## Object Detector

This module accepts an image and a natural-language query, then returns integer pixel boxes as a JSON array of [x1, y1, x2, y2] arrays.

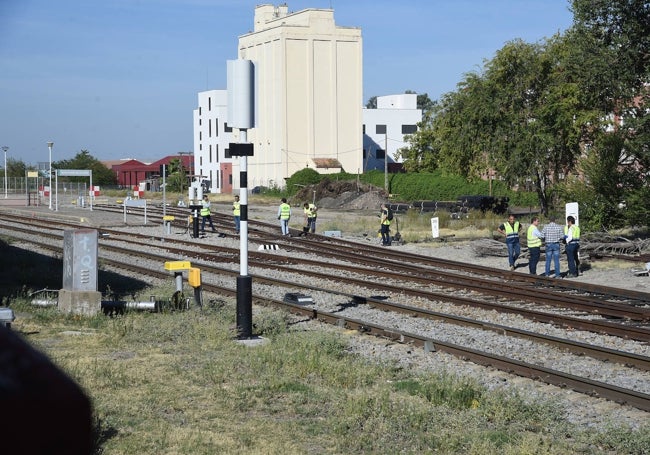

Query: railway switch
[[163, 261, 202, 309]]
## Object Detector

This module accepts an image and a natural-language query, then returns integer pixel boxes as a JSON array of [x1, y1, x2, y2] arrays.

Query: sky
[[0, 0, 574, 166]]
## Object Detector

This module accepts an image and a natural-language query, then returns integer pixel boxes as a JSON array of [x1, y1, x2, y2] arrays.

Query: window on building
[[215, 119, 219, 136], [208, 97, 212, 111], [199, 119, 202, 126], [200, 156, 203, 166], [363, 148, 367, 159], [402, 124, 417, 134], [376, 124, 386, 134], [376, 149, 386, 159], [228, 172, 232, 185], [209, 145, 212, 163], [209, 119, 212, 137], [362, 124, 366, 134], [199, 132, 202, 141], [225, 148, 231, 159], [224, 123, 232, 133], [199, 107, 202, 115], [215, 144, 219, 162]]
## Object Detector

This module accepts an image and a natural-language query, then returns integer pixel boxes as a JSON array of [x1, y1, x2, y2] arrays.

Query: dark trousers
[[528, 247, 540, 275], [306, 217, 316, 233], [201, 215, 215, 232], [380, 224, 391, 245], [566, 242, 580, 276]]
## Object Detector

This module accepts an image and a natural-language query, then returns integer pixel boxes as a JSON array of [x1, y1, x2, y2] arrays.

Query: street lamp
[[2, 146, 8, 199], [47, 141, 54, 209]]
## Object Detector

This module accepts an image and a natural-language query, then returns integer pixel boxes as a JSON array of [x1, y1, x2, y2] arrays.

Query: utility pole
[[384, 133, 388, 194]]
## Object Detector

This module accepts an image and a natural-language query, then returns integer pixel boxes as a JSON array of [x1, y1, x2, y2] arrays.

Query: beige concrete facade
[[234, 4, 363, 189]]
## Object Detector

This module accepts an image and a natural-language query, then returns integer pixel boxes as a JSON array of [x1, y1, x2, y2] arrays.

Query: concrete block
[[58, 289, 102, 316]]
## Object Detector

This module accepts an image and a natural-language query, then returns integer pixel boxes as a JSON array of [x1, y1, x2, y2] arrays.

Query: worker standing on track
[[498, 214, 522, 270], [278, 198, 291, 236], [303, 202, 318, 234], [526, 216, 544, 275], [233, 195, 241, 234], [379, 203, 391, 246], [564, 216, 581, 277], [200, 194, 217, 233], [541, 216, 564, 278]]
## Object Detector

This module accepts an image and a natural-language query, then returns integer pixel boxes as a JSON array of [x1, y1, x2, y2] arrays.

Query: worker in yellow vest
[[233, 195, 241, 234], [526, 216, 544, 275], [303, 202, 318, 234], [564, 216, 581, 277], [498, 214, 522, 270], [200, 194, 217, 233], [277, 198, 291, 235]]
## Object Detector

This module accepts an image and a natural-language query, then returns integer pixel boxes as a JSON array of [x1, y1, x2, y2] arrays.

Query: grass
[[6, 294, 650, 454], [318, 209, 502, 243]]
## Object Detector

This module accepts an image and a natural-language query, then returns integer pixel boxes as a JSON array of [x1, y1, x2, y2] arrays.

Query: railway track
[[1, 209, 649, 412]]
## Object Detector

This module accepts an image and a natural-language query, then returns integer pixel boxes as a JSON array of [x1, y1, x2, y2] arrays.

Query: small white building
[[362, 94, 422, 171], [193, 90, 234, 193]]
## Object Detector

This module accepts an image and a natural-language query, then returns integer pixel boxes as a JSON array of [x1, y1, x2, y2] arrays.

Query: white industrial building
[[362, 94, 422, 172], [192, 4, 421, 192], [192, 90, 234, 193]]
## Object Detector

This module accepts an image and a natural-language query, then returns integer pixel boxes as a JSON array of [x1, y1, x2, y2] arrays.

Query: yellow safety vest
[[279, 203, 291, 220], [200, 201, 210, 216], [527, 225, 542, 248], [233, 201, 240, 216], [504, 221, 520, 241], [564, 225, 580, 241]]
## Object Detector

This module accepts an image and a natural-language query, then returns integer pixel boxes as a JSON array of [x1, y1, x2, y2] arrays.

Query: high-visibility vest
[[381, 209, 391, 225], [279, 203, 291, 220], [504, 221, 520, 241], [304, 204, 317, 218], [233, 201, 241, 216], [564, 225, 580, 241], [200, 201, 210, 216], [527, 225, 542, 248]]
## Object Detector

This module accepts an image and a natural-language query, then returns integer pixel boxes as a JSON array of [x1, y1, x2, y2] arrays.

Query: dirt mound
[[291, 178, 388, 210]]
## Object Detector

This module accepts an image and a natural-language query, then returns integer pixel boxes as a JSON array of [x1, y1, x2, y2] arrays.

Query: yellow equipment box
[[188, 267, 201, 287], [164, 261, 191, 271], [163, 215, 175, 221]]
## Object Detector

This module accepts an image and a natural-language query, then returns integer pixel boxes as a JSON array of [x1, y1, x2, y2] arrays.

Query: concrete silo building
[[233, 4, 363, 189]]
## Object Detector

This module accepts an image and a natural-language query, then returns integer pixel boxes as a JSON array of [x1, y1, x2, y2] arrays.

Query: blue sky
[[0, 0, 574, 166]]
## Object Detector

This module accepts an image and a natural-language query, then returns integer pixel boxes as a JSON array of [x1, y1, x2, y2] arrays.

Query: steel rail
[[8, 227, 650, 412]]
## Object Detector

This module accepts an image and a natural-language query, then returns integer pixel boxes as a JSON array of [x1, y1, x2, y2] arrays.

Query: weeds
[[6, 292, 650, 454]]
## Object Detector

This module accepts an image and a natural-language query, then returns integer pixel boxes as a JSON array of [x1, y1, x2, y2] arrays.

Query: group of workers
[[198, 194, 240, 235], [498, 214, 581, 277], [277, 198, 318, 236]]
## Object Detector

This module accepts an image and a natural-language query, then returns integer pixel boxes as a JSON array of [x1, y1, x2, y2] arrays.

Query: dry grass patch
[[6, 297, 650, 454]]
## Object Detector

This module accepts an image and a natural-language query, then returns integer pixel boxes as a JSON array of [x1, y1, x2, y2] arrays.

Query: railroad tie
[[258, 244, 280, 251]]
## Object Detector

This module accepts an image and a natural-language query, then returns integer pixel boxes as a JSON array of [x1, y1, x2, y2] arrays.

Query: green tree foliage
[[402, 40, 576, 215], [164, 158, 187, 193], [54, 150, 117, 186], [284, 168, 321, 196], [566, 0, 650, 228], [6, 158, 28, 177]]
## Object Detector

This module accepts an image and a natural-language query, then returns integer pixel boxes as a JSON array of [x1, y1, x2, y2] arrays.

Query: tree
[[365, 96, 377, 109], [54, 150, 117, 186], [564, 0, 650, 227], [164, 158, 187, 193], [7, 158, 28, 178]]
